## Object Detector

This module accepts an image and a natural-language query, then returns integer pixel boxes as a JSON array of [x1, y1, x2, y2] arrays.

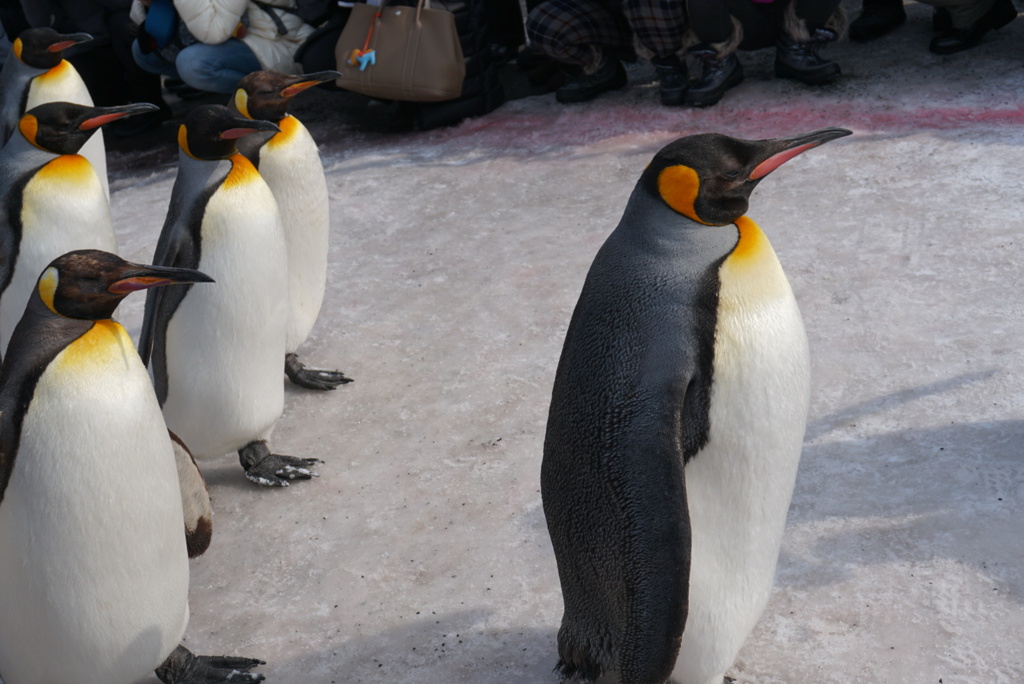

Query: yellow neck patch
[[657, 165, 709, 225], [12, 37, 22, 60], [38, 266, 59, 314], [55, 319, 131, 372], [727, 215, 769, 264], [224, 153, 260, 188], [38, 154, 94, 182], [37, 59, 70, 84], [177, 124, 194, 159], [265, 115, 296, 149], [234, 89, 251, 119], [18, 114, 39, 148]]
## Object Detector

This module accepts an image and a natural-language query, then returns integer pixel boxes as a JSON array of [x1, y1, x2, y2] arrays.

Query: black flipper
[[140, 156, 228, 405], [545, 376, 693, 684]]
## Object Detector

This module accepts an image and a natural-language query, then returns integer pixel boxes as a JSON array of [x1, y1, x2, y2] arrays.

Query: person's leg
[[109, 9, 170, 108], [623, 0, 689, 105], [174, 39, 262, 95], [775, 0, 843, 85], [132, 38, 181, 79], [926, 0, 1016, 53], [526, 0, 631, 103], [849, 0, 906, 41]]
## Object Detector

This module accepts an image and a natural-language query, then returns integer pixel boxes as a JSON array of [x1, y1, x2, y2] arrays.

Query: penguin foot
[[285, 353, 353, 391], [239, 440, 323, 487], [156, 645, 265, 683]]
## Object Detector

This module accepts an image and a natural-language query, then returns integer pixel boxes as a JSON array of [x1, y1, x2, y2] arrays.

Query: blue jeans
[[132, 38, 262, 94]]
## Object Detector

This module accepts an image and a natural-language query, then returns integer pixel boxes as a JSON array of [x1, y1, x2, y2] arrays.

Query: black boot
[[684, 49, 744, 107], [775, 28, 841, 86], [929, 0, 1017, 54], [556, 54, 628, 104], [849, 0, 907, 41], [650, 55, 688, 106]]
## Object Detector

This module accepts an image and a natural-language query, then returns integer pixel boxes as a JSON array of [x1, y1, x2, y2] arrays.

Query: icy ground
[[83, 3, 1024, 682]]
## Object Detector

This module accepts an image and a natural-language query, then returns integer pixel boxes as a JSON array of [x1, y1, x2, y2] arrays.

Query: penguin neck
[[233, 131, 273, 168], [618, 184, 740, 259], [176, 149, 233, 189], [2, 54, 47, 85], [0, 126, 59, 166]]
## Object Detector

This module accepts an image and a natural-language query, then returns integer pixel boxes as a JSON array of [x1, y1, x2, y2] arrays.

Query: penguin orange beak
[[280, 71, 341, 98], [109, 264, 214, 294], [79, 103, 160, 131], [48, 32, 93, 53], [219, 118, 280, 140], [749, 127, 852, 180]]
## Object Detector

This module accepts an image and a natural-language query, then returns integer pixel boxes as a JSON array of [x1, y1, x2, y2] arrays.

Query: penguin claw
[[285, 353, 353, 391]]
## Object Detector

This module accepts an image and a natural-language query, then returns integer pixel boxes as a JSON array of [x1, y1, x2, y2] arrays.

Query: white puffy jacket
[[131, 0, 314, 75]]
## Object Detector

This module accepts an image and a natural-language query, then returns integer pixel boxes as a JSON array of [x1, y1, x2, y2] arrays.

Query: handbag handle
[[414, 0, 430, 27], [376, 0, 431, 26]]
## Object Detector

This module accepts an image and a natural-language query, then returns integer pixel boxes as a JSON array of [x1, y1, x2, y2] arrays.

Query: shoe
[[650, 55, 688, 106], [684, 52, 743, 107], [775, 29, 841, 86], [555, 55, 627, 104], [929, 0, 1017, 54], [849, 0, 907, 41]]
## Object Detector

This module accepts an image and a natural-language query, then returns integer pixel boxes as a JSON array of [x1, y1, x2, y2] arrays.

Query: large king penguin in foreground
[[228, 69, 351, 391], [543, 128, 851, 684], [139, 105, 322, 487], [0, 250, 265, 684], [0, 101, 157, 354], [0, 28, 109, 197]]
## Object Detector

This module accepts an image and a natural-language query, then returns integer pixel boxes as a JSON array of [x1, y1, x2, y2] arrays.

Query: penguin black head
[[35, 250, 214, 321], [644, 128, 852, 226], [13, 28, 93, 70], [18, 102, 160, 154], [178, 104, 281, 160], [231, 70, 341, 122]]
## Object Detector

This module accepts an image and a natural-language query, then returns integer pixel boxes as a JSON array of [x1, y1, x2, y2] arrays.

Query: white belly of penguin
[[259, 117, 329, 353], [0, 161, 117, 352], [0, 324, 189, 684], [672, 225, 810, 684], [160, 181, 288, 459]]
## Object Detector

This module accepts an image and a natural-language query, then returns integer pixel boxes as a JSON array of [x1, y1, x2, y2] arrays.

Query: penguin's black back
[[542, 184, 739, 683]]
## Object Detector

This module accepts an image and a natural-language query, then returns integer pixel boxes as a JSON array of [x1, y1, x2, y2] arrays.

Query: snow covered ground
[[96, 4, 1024, 682]]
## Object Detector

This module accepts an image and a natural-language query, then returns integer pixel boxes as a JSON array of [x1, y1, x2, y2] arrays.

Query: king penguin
[[138, 104, 323, 487], [0, 249, 266, 684], [542, 128, 851, 684], [0, 28, 109, 198], [0, 100, 157, 356], [228, 69, 352, 391]]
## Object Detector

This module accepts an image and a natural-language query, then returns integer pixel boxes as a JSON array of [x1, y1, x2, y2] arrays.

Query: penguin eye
[[721, 169, 742, 182]]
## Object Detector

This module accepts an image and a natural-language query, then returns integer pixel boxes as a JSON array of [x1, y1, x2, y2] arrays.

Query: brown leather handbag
[[334, 0, 465, 102]]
